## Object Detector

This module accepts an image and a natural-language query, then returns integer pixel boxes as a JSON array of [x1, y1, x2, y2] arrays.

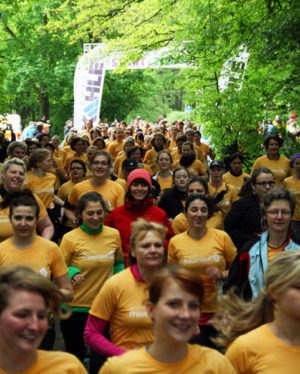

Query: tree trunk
[[39, 90, 49, 120]]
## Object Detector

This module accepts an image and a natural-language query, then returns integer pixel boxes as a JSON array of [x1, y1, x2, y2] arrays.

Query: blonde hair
[[214, 250, 300, 348], [129, 218, 167, 265], [0, 158, 26, 185]]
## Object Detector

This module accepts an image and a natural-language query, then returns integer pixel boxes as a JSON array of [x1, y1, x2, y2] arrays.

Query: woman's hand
[[205, 266, 226, 281], [72, 273, 85, 285]]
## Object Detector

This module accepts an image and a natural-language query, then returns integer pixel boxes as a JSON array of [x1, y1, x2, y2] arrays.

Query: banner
[[218, 46, 249, 93], [74, 44, 191, 129]]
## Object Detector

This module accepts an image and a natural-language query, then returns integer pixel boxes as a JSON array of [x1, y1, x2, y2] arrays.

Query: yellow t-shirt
[[223, 171, 250, 194], [0, 350, 87, 374], [168, 229, 237, 313], [107, 141, 125, 159], [172, 211, 224, 235], [144, 148, 159, 174], [115, 178, 127, 193], [99, 344, 236, 374], [68, 179, 124, 210], [64, 153, 87, 172], [60, 226, 123, 308], [57, 180, 76, 228], [0, 235, 68, 280], [226, 324, 300, 374], [208, 182, 238, 216], [113, 153, 126, 176], [283, 176, 300, 221], [26, 172, 56, 209], [53, 148, 66, 162], [156, 174, 173, 191], [0, 194, 47, 242], [174, 159, 206, 177], [170, 148, 181, 164], [89, 268, 153, 350], [251, 155, 291, 186]]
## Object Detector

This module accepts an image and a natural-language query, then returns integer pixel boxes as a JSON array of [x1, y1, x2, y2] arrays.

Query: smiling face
[[2, 164, 25, 192], [0, 290, 48, 359], [10, 205, 37, 239], [12, 147, 26, 160], [80, 201, 105, 230], [91, 155, 110, 179], [252, 172, 275, 200], [130, 230, 164, 268], [265, 199, 292, 234], [147, 279, 200, 346], [186, 198, 208, 230], [130, 180, 150, 201]]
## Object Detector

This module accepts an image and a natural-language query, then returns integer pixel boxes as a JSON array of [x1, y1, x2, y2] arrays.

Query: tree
[[0, 0, 81, 134], [50, 0, 300, 159]]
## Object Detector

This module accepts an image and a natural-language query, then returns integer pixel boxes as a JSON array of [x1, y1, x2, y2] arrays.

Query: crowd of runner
[[0, 114, 299, 373]]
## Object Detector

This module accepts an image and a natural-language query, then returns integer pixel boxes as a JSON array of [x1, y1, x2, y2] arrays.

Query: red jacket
[[105, 197, 174, 266]]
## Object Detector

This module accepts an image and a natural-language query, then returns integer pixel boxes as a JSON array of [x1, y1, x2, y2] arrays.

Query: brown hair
[[0, 265, 70, 318], [149, 266, 204, 305], [28, 149, 50, 170]]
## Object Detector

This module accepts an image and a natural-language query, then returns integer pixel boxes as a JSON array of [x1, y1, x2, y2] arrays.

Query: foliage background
[[1, 0, 299, 162]]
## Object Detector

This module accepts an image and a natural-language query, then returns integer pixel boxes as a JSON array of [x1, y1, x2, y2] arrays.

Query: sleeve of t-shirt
[[49, 243, 69, 278], [89, 277, 119, 320], [67, 185, 78, 207], [115, 185, 125, 207], [167, 238, 178, 265], [34, 194, 47, 220], [223, 232, 237, 267], [57, 184, 67, 201], [198, 160, 206, 175], [225, 337, 255, 374], [59, 235, 73, 266]]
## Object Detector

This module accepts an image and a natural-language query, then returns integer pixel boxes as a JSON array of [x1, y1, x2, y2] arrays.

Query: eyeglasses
[[255, 181, 275, 187], [266, 210, 292, 217], [70, 167, 83, 171], [92, 161, 109, 166]]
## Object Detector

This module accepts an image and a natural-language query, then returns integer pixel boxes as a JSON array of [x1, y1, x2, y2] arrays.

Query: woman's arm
[[53, 194, 65, 207], [84, 314, 126, 357], [55, 273, 73, 302], [37, 215, 54, 240]]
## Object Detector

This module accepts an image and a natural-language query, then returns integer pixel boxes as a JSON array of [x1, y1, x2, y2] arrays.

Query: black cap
[[209, 160, 225, 169], [122, 158, 138, 171]]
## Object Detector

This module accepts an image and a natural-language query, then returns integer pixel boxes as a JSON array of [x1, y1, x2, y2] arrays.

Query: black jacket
[[224, 194, 263, 251]]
